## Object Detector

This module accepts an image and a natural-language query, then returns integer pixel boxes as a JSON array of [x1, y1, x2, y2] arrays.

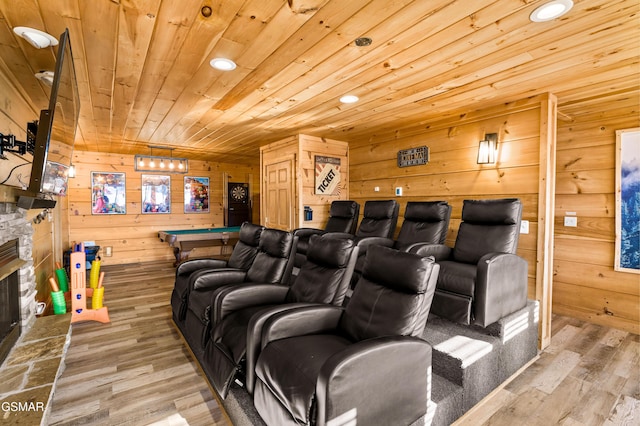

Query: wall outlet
[[395, 187, 403, 196], [105, 246, 113, 257], [520, 220, 529, 234], [374, 186, 380, 192], [564, 216, 578, 227]]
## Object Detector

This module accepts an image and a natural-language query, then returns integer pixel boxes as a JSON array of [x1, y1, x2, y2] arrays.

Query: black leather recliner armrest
[[293, 228, 325, 238], [315, 336, 432, 426], [212, 284, 289, 324], [353, 236, 394, 253], [260, 305, 344, 349], [192, 269, 248, 291], [411, 243, 452, 261], [175, 258, 228, 278], [244, 301, 325, 394], [474, 252, 528, 327], [321, 231, 354, 239], [189, 267, 244, 286]]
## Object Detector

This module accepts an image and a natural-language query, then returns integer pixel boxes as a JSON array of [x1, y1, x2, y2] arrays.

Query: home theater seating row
[[171, 198, 539, 426]]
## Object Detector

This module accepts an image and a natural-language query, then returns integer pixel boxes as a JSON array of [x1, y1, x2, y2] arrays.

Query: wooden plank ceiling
[[0, 0, 638, 162]]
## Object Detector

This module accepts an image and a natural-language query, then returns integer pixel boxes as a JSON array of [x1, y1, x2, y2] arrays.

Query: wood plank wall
[[348, 96, 549, 304], [297, 135, 349, 229], [29, 208, 55, 302], [260, 134, 349, 230], [67, 151, 259, 265], [554, 88, 640, 334]]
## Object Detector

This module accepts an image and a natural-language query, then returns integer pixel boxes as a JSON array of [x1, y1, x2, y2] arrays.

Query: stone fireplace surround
[[0, 202, 38, 339], [0, 201, 73, 424]]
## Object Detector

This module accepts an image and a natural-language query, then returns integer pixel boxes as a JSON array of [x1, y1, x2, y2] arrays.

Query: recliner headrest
[[306, 234, 355, 268], [340, 244, 438, 341], [452, 198, 522, 263], [329, 200, 359, 218], [259, 229, 294, 258], [362, 245, 433, 294], [363, 200, 399, 219], [461, 198, 521, 225], [404, 201, 450, 222], [239, 222, 264, 246]]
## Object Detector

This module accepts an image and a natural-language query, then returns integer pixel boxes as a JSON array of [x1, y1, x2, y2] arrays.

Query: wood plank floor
[[49, 261, 639, 425], [456, 315, 640, 426], [48, 261, 231, 426]]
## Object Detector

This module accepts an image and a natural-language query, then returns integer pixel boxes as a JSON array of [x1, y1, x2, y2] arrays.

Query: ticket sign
[[315, 156, 341, 195], [397, 146, 429, 168]]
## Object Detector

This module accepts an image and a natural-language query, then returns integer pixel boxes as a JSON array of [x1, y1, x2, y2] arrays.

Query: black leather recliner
[[326, 200, 399, 285], [292, 200, 360, 270], [181, 228, 297, 356], [395, 201, 451, 251], [349, 201, 452, 282], [415, 198, 528, 327], [201, 234, 359, 398], [349, 199, 399, 241], [170, 222, 264, 324], [252, 244, 440, 426]]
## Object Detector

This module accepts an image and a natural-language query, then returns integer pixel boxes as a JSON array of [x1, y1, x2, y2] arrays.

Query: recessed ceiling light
[[13, 26, 58, 49], [530, 0, 573, 22], [210, 58, 237, 71], [35, 70, 54, 86], [340, 95, 359, 104], [201, 6, 213, 18]]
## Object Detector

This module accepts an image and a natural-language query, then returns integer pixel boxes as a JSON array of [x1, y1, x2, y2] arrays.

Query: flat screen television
[[17, 28, 80, 208]]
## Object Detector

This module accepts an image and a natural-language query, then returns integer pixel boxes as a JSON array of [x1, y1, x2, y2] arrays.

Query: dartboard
[[230, 184, 248, 202]]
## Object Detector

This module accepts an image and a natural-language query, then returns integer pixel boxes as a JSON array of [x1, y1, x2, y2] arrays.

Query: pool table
[[158, 226, 241, 265]]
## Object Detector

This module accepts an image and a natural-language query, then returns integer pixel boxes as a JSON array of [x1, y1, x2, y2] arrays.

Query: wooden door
[[264, 159, 294, 231], [227, 182, 251, 226]]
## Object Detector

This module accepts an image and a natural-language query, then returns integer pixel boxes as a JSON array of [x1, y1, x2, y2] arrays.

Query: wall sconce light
[[477, 133, 498, 164], [134, 146, 188, 173]]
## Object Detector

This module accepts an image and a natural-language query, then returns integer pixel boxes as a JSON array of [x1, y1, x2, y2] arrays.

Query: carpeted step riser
[[425, 301, 539, 414], [430, 373, 463, 426]]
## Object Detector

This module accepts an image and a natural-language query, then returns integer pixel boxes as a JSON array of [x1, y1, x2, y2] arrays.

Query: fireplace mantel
[[0, 258, 26, 283]]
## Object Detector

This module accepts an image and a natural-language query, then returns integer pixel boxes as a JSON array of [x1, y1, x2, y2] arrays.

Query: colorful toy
[[70, 245, 110, 324], [54, 262, 69, 292], [91, 273, 105, 309], [48, 277, 66, 315], [89, 258, 101, 288]]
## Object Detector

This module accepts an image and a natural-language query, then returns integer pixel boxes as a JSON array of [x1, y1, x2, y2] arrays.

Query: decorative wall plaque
[[397, 146, 429, 168]]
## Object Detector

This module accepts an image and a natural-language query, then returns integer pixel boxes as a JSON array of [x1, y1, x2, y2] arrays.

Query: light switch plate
[[520, 220, 529, 234], [564, 216, 578, 227]]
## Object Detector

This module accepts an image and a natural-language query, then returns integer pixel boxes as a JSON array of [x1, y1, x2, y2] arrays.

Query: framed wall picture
[[142, 174, 171, 214], [615, 127, 640, 273], [91, 172, 126, 214], [184, 176, 209, 213]]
